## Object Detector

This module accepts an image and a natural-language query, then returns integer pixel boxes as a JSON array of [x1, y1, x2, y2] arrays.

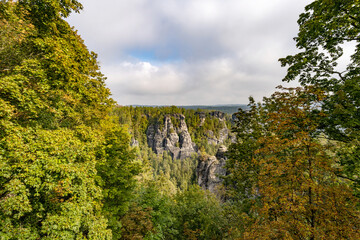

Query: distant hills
[[178, 104, 248, 114], [129, 104, 248, 115]]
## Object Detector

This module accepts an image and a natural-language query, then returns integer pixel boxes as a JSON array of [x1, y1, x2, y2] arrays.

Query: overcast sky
[[67, 0, 313, 105]]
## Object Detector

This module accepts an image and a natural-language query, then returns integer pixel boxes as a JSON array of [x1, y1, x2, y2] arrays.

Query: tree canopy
[[279, 0, 360, 196], [227, 0, 360, 237], [0, 1, 139, 239]]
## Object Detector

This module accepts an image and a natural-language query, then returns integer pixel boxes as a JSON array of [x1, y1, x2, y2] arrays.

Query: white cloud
[[104, 61, 187, 95], [68, 0, 313, 105], [103, 58, 289, 105]]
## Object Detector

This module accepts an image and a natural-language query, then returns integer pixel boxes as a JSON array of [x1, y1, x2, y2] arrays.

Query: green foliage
[[96, 123, 142, 239], [224, 97, 264, 214], [0, 126, 111, 239], [120, 183, 231, 240], [0, 1, 139, 239], [120, 203, 154, 240], [172, 185, 228, 240], [128, 182, 177, 240], [18, 0, 83, 34], [0, 2, 112, 131], [279, 0, 360, 195]]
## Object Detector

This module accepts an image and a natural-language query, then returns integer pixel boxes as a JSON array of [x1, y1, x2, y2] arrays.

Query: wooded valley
[[1, 0, 360, 239]]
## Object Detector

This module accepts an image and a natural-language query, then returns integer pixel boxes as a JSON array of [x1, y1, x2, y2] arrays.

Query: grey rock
[[210, 111, 226, 121], [197, 145, 227, 195], [146, 114, 195, 159], [130, 138, 139, 147], [205, 127, 230, 145], [195, 112, 206, 126]]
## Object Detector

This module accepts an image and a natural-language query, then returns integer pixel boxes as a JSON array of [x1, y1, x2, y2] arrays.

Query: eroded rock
[[197, 145, 227, 195], [146, 114, 196, 159]]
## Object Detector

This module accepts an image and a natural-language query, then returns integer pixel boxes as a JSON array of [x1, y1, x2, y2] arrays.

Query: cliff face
[[116, 106, 235, 191], [145, 111, 231, 193], [197, 145, 227, 195], [146, 114, 196, 159], [146, 111, 234, 160]]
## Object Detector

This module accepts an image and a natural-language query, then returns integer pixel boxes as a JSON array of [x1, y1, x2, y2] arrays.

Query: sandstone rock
[[205, 127, 231, 145], [197, 145, 227, 195], [195, 112, 206, 126], [146, 111, 234, 160], [210, 111, 226, 121], [130, 138, 139, 147], [146, 114, 195, 159]]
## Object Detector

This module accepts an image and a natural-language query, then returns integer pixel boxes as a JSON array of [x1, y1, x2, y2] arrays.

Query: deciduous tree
[[279, 0, 360, 194], [0, 1, 138, 239], [244, 87, 360, 239]]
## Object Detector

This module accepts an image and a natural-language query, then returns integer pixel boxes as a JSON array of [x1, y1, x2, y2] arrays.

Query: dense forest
[[112, 105, 234, 192], [1, 0, 360, 239]]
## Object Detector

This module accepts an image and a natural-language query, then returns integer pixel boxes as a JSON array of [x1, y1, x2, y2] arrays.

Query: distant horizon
[[124, 103, 248, 107], [116, 103, 249, 115]]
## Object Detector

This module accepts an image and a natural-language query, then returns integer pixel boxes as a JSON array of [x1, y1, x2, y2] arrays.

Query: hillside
[[112, 105, 234, 192], [179, 104, 248, 114]]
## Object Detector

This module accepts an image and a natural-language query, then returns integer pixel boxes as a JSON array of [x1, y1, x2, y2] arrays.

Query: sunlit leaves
[[279, 0, 360, 197], [0, 1, 137, 238], [244, 87, 360, 239], [0, 127, 111, 239]]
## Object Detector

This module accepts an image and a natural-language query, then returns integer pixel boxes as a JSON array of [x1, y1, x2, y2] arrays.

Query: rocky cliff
[[146, 114, 197, 159], [197, 145, 227, 195], [146, 111, 233, 159]]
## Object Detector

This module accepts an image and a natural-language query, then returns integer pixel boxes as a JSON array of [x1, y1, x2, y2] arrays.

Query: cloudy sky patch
[[68, 0, 312, 105]]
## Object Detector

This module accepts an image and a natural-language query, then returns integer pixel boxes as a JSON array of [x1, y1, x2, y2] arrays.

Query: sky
[[67, 0, 313, 105]]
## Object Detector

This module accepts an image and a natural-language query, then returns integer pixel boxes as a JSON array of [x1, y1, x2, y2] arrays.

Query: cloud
[[103, 58, 289, 105], [68, 0, 313, 105], [104, 61, 187, 95]]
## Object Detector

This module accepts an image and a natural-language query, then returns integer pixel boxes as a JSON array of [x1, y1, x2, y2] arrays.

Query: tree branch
[[336, 174, 358, 182]]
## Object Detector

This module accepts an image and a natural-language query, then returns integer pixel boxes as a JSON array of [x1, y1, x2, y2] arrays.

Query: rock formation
[[146, 111, 234, 160], [197, 145, 227, 195], [146, 114, 196, 159]]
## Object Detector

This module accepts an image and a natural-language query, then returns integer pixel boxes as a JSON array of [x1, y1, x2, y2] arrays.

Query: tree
[[172, 185, 227, 240], [224, 97, 264, 209], [0, 127, 111, 239], [18, 0, 83, 34], [0, 1, 138, 238], [127, 181, 177, 240], [279, 0, 360, 194], [244, 87, 360, 239], [0, 0, 112, 130], [96, 123, 142, 239], [222, 97, 265, 237], [120, 204, 154, 240]]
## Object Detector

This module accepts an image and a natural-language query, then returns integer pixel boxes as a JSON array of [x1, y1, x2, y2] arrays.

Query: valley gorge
[[115, 106, 234, 194]]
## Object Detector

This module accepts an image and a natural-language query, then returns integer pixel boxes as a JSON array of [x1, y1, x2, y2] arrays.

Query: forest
[[0, 0, 360, 239]]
